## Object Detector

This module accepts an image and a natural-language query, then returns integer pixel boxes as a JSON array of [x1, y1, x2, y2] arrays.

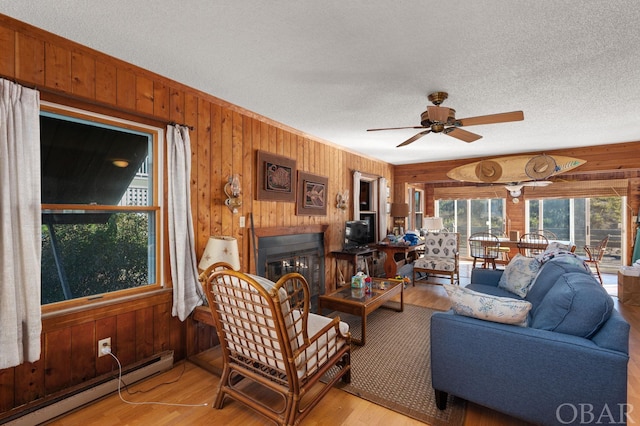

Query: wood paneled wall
[[394, 143, 640, 262], [0, 14, 392, 416]]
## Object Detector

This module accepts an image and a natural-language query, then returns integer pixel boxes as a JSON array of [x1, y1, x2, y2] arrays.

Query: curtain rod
[[169, 121, 195, 131]]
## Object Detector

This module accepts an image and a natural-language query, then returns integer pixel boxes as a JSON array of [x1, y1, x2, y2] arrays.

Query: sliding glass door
[[527, 196, 623, 272]]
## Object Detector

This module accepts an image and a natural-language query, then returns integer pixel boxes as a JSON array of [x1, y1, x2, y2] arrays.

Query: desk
[[331, 248, 377, 287], [376, 243, 425, 277]]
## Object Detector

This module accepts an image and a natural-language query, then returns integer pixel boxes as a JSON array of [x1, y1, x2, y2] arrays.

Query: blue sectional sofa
[[431, 254, 630, 425]]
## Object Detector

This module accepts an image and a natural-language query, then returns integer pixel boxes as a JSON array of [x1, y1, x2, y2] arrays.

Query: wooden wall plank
[[71, 50, 95, 99], [13, 358, 44, 406], [95, 60, 116, 105], [0, 26, 15, 78], [196, 97, 212, 256], [135, 306, 154, 361], [0, 367, 15, 411], [135, 75, 154, 115], [116, 68, 136, 110], [116, 311, 136, 367], [169, 87, 185, 124], [44, 328, 72, 393], [44, 42, 71, 92], [70, 322, 95, 386], [152, 303, 171, 354], [153, 82, 170, 120], [15, 32, 44, 85]]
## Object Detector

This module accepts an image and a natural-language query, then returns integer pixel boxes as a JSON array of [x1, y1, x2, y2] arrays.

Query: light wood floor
[[48, 269, 639, 426]]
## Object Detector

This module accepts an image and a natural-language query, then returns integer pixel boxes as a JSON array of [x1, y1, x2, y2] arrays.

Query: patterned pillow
[[443, 284, 532, 327], [498, 254, 541, 297]]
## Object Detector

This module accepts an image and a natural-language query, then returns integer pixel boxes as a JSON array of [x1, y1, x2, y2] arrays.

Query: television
[[344, 220, 374, 249]]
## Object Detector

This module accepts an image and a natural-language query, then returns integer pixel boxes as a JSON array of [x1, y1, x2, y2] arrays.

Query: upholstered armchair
[[413, 231, 460, 284], [201, 269, 351, 426]]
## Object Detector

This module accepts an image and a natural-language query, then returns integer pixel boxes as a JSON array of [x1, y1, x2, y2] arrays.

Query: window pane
[[40, 112, 152, 206], [41, 211, 155, 304]]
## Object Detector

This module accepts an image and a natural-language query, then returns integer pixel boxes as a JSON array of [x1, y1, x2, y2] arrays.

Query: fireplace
[[256, 231, 325, 312]]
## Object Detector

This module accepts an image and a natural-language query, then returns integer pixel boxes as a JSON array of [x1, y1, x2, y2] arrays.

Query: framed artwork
[[296, 171, 328, 216], [256, 150, 296, 202]]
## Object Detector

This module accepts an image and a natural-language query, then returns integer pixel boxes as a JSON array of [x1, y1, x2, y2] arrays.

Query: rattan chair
[[518, 233, 549, 257], [584, 235, 610, 285], [202, 269, 351, 426], [468, 232, 500, 269]]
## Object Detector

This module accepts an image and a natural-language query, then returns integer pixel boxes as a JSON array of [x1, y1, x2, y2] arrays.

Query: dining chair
[[468, 232, 500, 269], [537, 229, 558, 240], [583, 235, 610, 285], [518, 233, 549, 257], [488, 229, 511, 263]]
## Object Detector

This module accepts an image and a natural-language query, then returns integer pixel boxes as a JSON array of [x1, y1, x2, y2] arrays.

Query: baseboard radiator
[[2, 350, 174, 426]]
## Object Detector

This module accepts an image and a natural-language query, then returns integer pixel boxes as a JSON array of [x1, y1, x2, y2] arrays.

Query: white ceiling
[[2, 1, 640, 165]]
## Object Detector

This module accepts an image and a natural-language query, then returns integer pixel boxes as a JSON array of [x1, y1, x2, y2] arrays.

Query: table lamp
[[198, 236, 241, 271]]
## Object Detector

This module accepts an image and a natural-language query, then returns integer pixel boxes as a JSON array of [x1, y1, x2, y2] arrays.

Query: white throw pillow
[[443, 284, 532, 327], [498, 254, 541, 297]]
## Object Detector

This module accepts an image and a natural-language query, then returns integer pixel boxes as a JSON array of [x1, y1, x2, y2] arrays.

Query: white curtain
[[378, 177, 387, 239], [352, 171, 361, 219], [0, 79, 41, 369], [167, 125, 202, 321]]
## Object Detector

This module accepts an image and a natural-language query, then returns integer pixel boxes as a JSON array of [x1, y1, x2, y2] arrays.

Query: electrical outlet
[[239, 216, 245, 228], [98, 337, 111, 357]]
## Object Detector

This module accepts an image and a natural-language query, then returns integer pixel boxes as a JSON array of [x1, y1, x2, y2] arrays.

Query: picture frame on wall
[[296, 171, 328, 216], [256, 150, 296, 202]]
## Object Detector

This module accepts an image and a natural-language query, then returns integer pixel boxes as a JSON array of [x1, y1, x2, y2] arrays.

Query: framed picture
[[296, 171, 328, 216], [256, 150, 296, 202]]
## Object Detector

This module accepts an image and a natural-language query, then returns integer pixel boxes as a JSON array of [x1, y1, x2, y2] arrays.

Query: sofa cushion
[[525, 257, 592, 312], [530, 272, 614, 338], [466, 283, 521, 299], [443, 284, 532, 326], [497, 254, 541, 297]]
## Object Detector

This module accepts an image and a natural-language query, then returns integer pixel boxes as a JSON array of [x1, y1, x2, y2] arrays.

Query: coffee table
[[318, 278, 404, 345]]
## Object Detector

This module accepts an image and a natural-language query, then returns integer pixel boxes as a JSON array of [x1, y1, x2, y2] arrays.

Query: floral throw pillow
[[498, 254, 541, 297], [443, 284, 532, 327]]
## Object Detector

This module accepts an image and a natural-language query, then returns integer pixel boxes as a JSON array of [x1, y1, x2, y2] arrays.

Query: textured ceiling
[[2, 1, 640, 165]]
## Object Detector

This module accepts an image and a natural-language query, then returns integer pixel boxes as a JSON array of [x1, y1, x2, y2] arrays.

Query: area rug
[[327, 303, 466, 426]]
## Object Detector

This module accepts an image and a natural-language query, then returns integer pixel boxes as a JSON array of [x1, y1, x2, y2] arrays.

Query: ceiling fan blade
[[444, 127, 482, 143], [457, 111, 524, 127], [367, 126, 428, 132], [397, 130, 431, 147]]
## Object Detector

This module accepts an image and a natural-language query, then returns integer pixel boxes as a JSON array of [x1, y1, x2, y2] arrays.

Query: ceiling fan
[[504, 180, 552, 198], [367, 91, 524, 147]]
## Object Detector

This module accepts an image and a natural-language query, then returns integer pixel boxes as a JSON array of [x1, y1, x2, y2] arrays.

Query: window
[[527, 196, 623, 272], [413, 189, 424, 230], [40, 104, 162, 308], [437, 197, 505, 257]]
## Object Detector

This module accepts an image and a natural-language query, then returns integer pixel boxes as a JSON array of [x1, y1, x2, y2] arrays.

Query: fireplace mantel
[[254, 224, 329, 238]]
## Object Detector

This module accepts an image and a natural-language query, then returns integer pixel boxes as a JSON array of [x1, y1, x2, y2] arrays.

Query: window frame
[[40, 102, 164, 313]]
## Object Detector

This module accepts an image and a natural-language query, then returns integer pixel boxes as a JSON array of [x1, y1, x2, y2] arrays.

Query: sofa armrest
[[431, 311, 629, 425], [469, 268, 503, 287]]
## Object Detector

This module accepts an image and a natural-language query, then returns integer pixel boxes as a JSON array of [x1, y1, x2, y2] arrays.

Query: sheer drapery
[[378, 177, 387, 240], [0, 79, 41, 369], [352, 171, 361, 219], [167, 124, 202, 320]]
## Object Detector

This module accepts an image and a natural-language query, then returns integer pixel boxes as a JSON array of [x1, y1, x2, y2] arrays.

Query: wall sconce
[[336, 190, 349, 211], [224, 174, 242, 214]]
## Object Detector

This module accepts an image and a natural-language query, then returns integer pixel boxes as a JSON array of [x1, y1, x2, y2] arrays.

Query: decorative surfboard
[[446, 154, 586, 184]]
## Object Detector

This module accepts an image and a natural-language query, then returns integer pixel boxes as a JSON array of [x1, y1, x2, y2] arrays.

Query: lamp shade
[[390, 203, 409, 217], [423, 217, 444, 231], [198, 236, 240, 271]]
